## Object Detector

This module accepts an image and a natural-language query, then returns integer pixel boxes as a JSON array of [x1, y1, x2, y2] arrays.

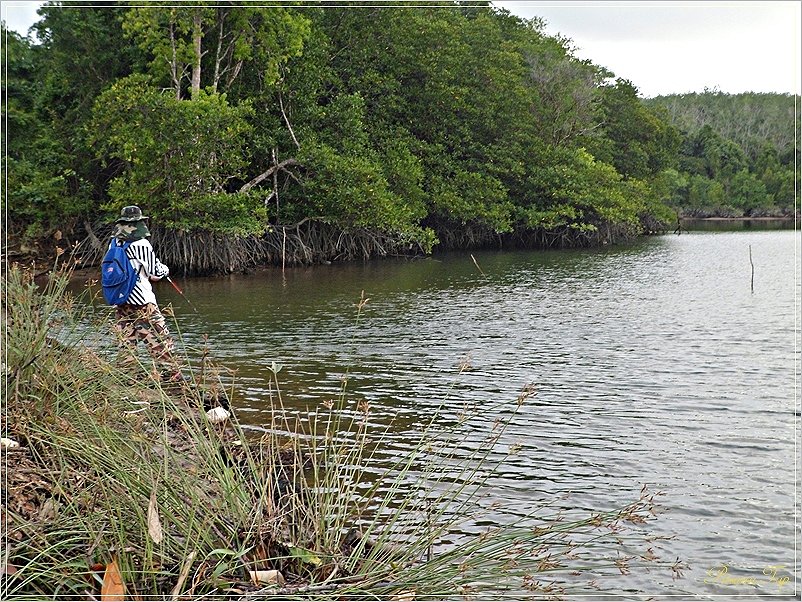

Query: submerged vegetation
[[4, 2, 797, 273], [2, 260, 687, 599]]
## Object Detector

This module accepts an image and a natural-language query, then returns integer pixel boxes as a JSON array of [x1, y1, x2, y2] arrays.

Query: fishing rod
[[165, 276, 200, 314]]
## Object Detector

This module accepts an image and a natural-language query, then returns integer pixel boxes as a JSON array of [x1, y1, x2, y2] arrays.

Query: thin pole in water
[[470, 253, 486, 278], [748, 245, 754, 294], [282, 226, 287, 275]]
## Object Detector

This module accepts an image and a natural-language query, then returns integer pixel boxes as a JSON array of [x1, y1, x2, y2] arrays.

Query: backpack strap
[[110, 236, 132, 250], [119, 239, 140, 276]]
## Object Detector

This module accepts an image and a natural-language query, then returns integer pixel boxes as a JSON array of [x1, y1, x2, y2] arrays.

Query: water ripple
[[164, 231, 800, 598]]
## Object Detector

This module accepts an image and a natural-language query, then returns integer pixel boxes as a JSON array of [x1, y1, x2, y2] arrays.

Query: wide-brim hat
[[116, 205, 149, 223]]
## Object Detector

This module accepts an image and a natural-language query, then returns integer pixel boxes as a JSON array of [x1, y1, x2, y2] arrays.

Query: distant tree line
[[646, 91, 798, 218], [3, 1, 799, 273]]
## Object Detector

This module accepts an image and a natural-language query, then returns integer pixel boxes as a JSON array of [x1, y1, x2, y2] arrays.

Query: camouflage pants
[[114, 303, 182, 379]]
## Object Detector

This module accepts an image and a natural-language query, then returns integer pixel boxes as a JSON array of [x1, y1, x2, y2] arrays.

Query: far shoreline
[[26, 216, 798, 286], [680, 216, 798, 221]]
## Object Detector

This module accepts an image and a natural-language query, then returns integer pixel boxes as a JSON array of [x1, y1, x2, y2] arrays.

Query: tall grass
[[2, 261, 685, 600]]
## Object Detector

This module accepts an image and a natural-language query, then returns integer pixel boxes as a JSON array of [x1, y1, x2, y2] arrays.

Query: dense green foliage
[[3, 2, 798, 271], [646, 92, 798, 216]]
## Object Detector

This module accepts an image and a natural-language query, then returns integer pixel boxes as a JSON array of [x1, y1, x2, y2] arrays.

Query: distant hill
[[643, 91, 798, 217], [645, 92, 799, 160]]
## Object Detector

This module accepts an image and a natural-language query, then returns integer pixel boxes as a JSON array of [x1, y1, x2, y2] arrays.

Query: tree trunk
[[191, 11, 202, 99], [212, 13, 224, 94], [169, 22, 181, 100]]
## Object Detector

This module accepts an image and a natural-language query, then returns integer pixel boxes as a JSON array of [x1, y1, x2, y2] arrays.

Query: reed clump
[[2, 261, 685, 600]]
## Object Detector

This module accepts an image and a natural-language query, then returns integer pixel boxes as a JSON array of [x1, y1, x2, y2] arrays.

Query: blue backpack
[[101, 238, 138, 305]]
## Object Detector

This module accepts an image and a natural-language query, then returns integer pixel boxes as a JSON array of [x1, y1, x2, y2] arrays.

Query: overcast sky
[[3, 1, 800, 98], [2, 1, 40, 37], [494, 0, 801, 97]]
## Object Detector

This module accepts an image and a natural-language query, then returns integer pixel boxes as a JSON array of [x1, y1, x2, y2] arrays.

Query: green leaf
[[286, 545, 322, 567]]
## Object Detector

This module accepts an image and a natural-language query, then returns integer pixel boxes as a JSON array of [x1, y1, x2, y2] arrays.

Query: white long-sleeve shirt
[[122, 238, 170, 306]]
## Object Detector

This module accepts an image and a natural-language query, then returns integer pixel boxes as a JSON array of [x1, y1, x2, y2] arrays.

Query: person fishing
[[106, 205, 188, 388]]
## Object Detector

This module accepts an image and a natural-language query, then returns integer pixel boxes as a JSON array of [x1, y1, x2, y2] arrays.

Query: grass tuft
[[2, 260, 685, 600]]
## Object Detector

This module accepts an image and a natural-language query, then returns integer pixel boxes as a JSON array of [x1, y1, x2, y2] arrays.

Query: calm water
[[154, 229, 800, 598]]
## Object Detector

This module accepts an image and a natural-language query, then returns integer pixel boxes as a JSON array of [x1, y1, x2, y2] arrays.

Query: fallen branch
[[239, 159, 300, 193]]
